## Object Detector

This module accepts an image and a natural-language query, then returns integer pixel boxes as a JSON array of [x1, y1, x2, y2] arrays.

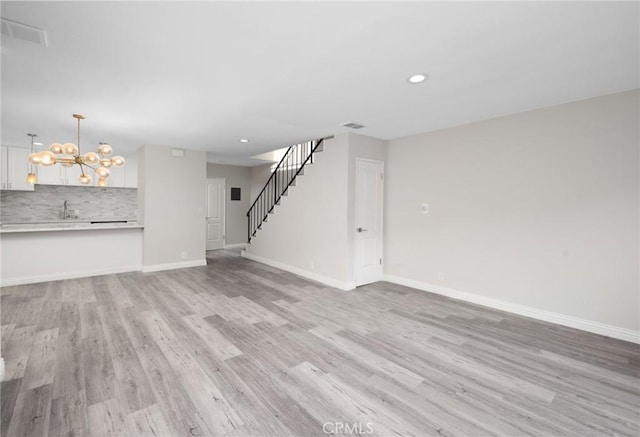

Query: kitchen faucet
[[63, 200, 70, 220]]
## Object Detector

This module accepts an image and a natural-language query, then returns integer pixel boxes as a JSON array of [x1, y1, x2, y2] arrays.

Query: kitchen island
[[0, 221, 143, 286]]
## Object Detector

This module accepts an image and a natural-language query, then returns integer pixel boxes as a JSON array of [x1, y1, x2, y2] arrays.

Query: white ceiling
[[1, 1, 638, 166]]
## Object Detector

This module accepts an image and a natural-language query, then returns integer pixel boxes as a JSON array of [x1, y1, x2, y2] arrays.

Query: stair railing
[[247, 136, 329, 242]]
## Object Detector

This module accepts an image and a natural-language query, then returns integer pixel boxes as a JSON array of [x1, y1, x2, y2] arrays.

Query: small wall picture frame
[[230, 187, 241, 201]]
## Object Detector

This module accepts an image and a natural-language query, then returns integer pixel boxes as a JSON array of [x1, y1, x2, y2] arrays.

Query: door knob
[[357, 227, 367, 232]]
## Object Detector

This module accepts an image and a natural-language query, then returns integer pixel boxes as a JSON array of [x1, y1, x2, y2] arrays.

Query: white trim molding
[[142, 259, 207, 273], [0, 265, 142, 287], [224, 243, 248, 250], [241, 251, 356, 291], [384, 274, 640, 344]]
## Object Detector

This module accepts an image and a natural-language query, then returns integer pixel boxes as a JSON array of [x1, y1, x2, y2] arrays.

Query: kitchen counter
[[1, 222, 143, 286], [0, 221, 143, 233]]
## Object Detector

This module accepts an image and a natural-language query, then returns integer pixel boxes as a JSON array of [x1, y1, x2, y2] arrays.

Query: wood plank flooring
[[1, 250, 639, 436]]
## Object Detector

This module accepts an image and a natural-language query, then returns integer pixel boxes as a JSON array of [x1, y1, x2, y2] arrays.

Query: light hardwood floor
[[1, 250, 639, 436]]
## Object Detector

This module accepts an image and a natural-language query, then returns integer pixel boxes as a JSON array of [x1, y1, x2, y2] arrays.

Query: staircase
[[247, 136, 331, 243]]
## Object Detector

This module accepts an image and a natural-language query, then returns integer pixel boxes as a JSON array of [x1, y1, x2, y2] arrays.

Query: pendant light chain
[[77, 114, 86, 177]]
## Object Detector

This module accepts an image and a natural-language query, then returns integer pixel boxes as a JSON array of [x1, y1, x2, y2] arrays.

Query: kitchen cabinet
[[35, 150, 97, 186], [94, 158, 136, 188], [95, 165, 125, 187], [1, 225, 143, 286], [36, 164, 63, 185], [1, 146, 35, 191], [35, 159, 83, 186], [64, 164, 84, 186]]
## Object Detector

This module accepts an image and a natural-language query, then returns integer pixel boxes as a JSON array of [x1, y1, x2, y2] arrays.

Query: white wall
[[250, 163, 273, 203], [0, 229, 142, 286], [244, 135, 352, 288], [207, 163, 251, 245], [243, 133, 388, 289], [138, 145, 207, 271], [385, 90, 639, 333]]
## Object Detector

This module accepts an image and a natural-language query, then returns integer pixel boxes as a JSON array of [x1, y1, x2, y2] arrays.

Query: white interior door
[[206, 178, 225, 250], [355, 159, 384, 286]]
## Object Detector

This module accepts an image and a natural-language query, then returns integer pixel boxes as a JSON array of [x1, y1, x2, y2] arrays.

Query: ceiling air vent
[[1, 18, 48, 46], [342, 122, 365, 130]]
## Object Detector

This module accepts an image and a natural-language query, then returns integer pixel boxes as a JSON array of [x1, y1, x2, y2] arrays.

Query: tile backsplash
[[0, 185, 137, 223]]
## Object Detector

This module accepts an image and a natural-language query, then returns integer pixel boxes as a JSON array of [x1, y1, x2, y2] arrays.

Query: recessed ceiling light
[[408, 73, 428, 84], [240, 139, 249, 143]]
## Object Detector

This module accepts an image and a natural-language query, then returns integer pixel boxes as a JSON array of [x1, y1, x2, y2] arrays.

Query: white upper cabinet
[[36, 163, 63, 185], [93, 157, 137, 188], [1, 146, 35, 191], [64, 164, 84, 186], [33, 149, 79, 186], [95, 165, 126, 187]]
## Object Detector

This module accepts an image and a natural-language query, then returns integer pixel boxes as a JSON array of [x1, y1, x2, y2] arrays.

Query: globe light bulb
[[84, 152, 100, 165], [63, 143, 78, 155], [98, 143, 113, 155], [50, 143, 63, 154], [79, 173, 92, 185], [99, 158, 112, 168], [97, 178, 107, 187], [28, 152, 42, 165], [26, 172, 37, 184], [39, 151, 56, 167], [96, 167, 110, 178], [111, 156, 126, 167]]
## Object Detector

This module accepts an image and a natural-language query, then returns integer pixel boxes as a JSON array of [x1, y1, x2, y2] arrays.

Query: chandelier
[[27, 114, 125, 186]]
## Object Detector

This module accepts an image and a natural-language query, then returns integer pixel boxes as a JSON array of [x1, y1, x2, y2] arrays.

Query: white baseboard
[[142, 259, 207, 273], [241, 251, 356, 291], [0, 265, 142, 287], [384, 274, 640, 344], [224, 243, 247, 250]]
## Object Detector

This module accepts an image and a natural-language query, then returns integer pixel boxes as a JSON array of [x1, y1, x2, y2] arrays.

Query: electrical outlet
[[181, 251, 187, 259], [437, 272, 445, 282]]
